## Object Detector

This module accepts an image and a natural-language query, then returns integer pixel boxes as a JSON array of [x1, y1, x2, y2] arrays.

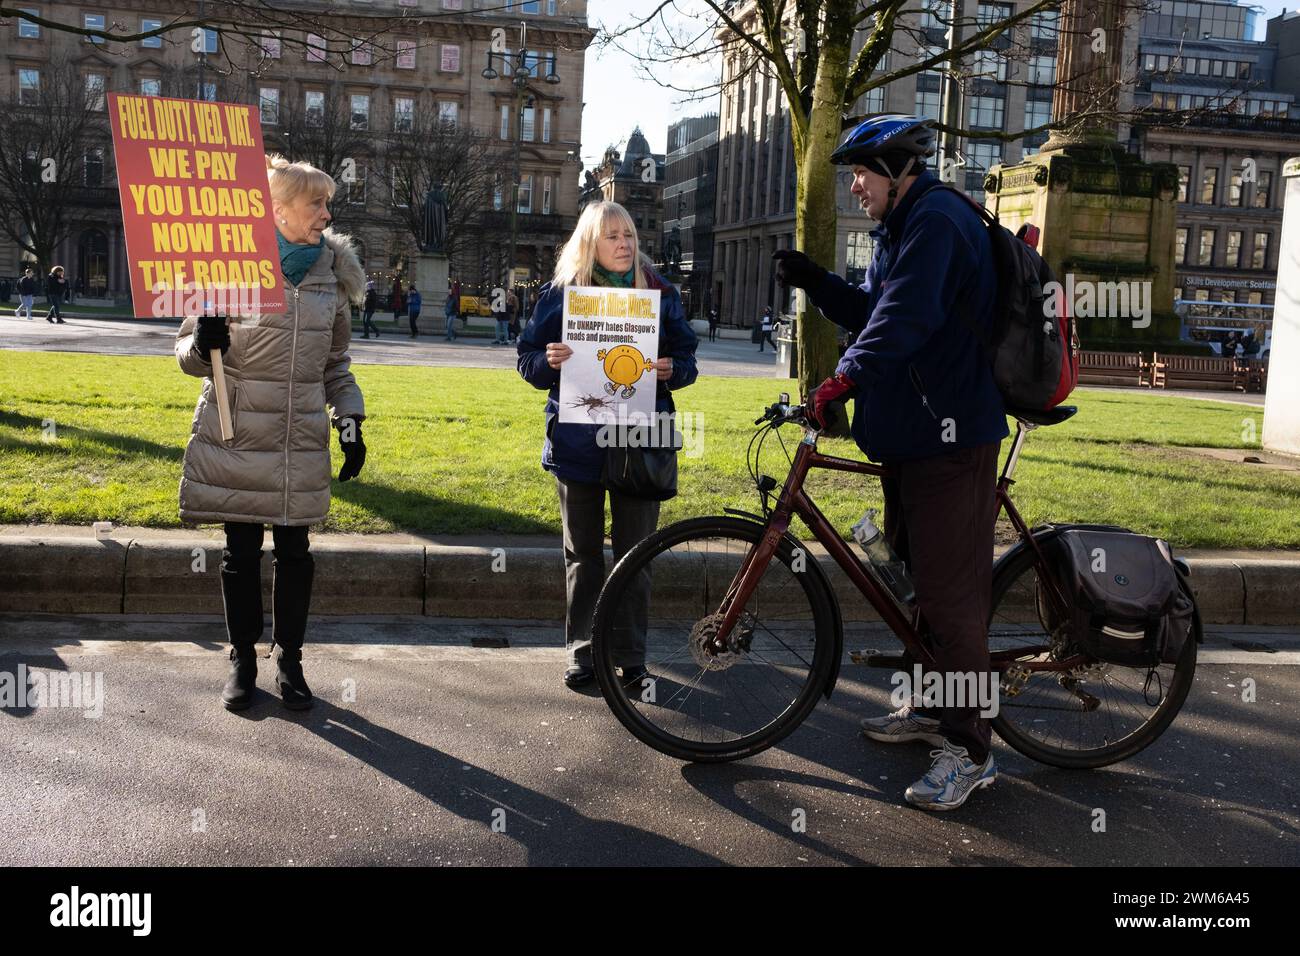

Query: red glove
[[809, 373, 856, 430]]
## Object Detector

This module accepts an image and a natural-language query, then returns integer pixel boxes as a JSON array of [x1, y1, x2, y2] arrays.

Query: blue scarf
[[277, 229, 325, 286]]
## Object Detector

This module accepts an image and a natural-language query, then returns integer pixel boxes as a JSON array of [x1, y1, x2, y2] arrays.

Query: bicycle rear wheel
[[988, 542, 1199, 769], [590, 516, 839, 763]]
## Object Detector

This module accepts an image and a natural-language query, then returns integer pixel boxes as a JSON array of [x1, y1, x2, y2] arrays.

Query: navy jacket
[[408, 289, 422, 313], [517, 269, 699, 484], [807, 169, 1008, 462]]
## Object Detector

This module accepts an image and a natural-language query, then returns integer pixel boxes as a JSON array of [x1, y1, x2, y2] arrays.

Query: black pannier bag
[[1051, 529, 1194, 667]]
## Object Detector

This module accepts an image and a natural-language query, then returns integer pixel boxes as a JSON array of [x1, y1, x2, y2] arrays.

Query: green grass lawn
[[0, 350, 1292, 549]]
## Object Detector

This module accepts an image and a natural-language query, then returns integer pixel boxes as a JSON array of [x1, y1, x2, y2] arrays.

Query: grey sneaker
[[904, 740, 997, 811], [860, 704, 945, 745]]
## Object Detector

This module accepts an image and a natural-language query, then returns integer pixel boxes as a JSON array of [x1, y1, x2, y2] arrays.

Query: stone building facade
[[2, 0, 593, 302]]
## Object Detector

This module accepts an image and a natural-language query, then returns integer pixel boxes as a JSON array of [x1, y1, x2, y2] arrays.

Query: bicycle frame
[[711, 419, 1078, 674]]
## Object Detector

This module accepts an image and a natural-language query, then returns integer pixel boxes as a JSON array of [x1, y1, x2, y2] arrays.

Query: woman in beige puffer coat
[[176, 154, 366, 713]]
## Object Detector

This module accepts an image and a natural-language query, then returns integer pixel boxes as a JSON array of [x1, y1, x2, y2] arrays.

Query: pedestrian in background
[[707, 306, 719, 342], [758, 306, 775, 352], [45, 266, 68, 324], [408, 283, 422, 337], [16, 268, 37, 319], [444, 284, 459, 341], [362, 279, 379, 338]]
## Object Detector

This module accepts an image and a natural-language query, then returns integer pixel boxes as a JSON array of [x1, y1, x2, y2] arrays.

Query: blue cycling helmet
[[831, 114, 937, 219]]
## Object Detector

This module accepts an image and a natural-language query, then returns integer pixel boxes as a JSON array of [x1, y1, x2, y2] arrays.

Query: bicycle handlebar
[[755, 398, 814, 430]]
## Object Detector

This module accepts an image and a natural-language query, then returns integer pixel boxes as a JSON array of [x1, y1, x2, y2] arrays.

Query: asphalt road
[[0, 313, 787, 380], [1, 615, 1296, 866]]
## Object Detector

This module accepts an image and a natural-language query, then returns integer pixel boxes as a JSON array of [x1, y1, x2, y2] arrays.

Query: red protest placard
[[107, 93, 285, 318]]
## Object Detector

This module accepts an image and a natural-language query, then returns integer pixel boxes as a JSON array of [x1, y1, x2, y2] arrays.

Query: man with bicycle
[[774, 114, 1008, 810]]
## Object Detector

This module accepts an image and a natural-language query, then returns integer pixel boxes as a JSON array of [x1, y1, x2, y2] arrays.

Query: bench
[[1151, 353, 1243, 391], [1077, 350, 1149, 387]]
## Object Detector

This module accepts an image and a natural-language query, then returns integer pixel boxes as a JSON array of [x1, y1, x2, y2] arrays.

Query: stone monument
[[983, 0, 1181, 346], [415, 186, 451, 330], [1262, 157, 1300, 457]]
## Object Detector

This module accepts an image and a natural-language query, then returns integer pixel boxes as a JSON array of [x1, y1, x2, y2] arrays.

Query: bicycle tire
[[989, 542, 1199, 769], [591, 516, 839, 763]]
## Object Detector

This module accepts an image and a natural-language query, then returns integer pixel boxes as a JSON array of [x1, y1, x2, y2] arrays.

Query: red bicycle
[[590, 395, 1200, 767]]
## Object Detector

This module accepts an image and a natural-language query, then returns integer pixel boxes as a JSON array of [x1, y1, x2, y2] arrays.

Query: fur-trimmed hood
[[321, 227, 365, 306]]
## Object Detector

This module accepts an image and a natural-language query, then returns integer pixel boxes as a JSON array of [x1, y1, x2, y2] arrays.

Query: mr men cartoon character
[[597, 344, 656, 399]]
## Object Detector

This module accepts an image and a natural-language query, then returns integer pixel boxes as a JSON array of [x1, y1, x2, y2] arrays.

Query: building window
[[542, 175, 552, 215], [915, 89, 941, 122], [1228, 170, 1244, 206], [84, 13, 104, 43], [518, 173, 533, 212], [83, 147, 104, 186], [921, 0, 951, 30], [307, 34, 327, 62], [1197, 228, 1215, 266], [259, 86, 279, 124], [1176, 165, 1190, 203], [921, 44, 945, 78], [547, 0, 557, 13], [305, 91, 325, 127], [140, 78, 162, 97], [199, 81, 216, 102], [500, 104, 510, 140], [260, 31, 281, 59], [1253, 171, 1272, 209], [442, 0, 464, 7], [542, 107, 552, 143], [199, 28, 218, 54], [1024, 98, 1050, 133], [864, 87, 885, 113], [1030, 8, 1058, 40], [85, 73, 106, 111], [140, 18, 161, 47], [1251, 232, 1270, 269], [1028, 55, 1055, 86], [391, 168, 410, 207], [521, 105, 535, 141], [440, 44, 460, 72], [396, 39, 416, 69], [969, 141, 1003, 179], [18, 8, 40, 38], [1199, 167, 1217, 204], [976, 2, 1013, 28], [438, 101, 458, 125], [351, 40, 372, 66], [394, 96, 414, 132], [517, 1, 541, 12], [350, 93, 369, 130], [1225, 230, 1242, 268], [968, 96, 1005, 129], [1175, 228, 1188, 264], [973, 49, 1007, 82], [344, 164, 366, 205], [846, 231, 875, 285], [493, 177, 503, 211]]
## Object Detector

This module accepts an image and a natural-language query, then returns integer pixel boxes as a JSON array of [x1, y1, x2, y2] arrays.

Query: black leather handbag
[[601, 408, 682, 501]]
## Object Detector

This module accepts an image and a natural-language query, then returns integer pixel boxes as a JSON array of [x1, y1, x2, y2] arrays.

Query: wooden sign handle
[[210, 349, 234, 442]]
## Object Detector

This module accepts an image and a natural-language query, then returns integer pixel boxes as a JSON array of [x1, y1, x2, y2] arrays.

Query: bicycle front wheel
[[590, 516, 839, 763]]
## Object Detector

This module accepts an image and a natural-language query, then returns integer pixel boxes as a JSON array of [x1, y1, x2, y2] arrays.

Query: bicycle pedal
[[850, 649, 908, 669]]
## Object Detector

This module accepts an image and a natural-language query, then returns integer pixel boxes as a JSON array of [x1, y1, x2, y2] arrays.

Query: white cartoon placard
[[558, 285, 661, 425]]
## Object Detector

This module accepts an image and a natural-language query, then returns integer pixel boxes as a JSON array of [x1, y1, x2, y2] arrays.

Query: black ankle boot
[[222, 645, 258, 710], [272, 644, 313, 710]]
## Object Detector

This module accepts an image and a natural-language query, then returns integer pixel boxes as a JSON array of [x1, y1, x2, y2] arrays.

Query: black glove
[[772, 249, 826, 291], [193, 313, 230, 356], [336, 417, 366, 482]]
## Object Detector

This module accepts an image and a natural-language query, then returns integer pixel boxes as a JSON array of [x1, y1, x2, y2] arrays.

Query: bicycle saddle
[[1006, 404, 1077, 427]]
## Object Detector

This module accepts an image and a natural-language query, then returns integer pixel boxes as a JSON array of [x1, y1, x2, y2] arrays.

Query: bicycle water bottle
[[851, 509, 916, 607]]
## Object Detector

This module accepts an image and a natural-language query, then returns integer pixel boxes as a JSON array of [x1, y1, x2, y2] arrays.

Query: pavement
[[0, 312, 788, 378], [1, 614, 1297, 866]]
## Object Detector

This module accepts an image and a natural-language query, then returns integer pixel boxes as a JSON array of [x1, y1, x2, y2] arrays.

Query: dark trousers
[[708, 324, 718, 342], [555, 476, 660, 669], [881, 441, 1001, 763], [409, 310, 420, 335], [362, 308, 378, 336], [46, 295, 63, 321], [220, 522, 314, 658], [759, 331, 775, 351]]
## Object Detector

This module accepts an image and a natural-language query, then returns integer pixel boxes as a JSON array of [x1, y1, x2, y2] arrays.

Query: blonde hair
[[552, 201, 651, 288], [264, 153, 336, 206]]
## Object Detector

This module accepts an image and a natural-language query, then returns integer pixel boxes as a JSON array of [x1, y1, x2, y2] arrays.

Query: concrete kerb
[[0, 535, 1297, 625]]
